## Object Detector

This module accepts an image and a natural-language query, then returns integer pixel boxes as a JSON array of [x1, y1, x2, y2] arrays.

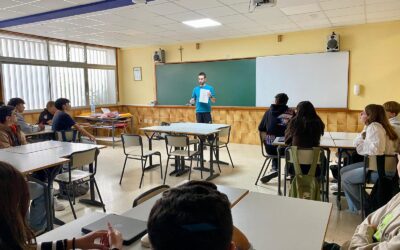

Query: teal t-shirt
[[191, 84, 216, 113]]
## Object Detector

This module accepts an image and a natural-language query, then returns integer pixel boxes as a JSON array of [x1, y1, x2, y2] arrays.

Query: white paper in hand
[[199, 89, 210, 103]]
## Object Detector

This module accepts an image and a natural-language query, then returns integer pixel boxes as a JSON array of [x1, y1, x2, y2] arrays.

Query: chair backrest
[[121, 134, 143, 155], [69, 148, 99, 169], [259, 131, 267, 157], [366, 155, 398, 173], [218, 126, 231, 144], [165, 135, 189, 148], [286, 147, 322, 166], [132, 185, 170, 208], [56, 130, 80, 142]]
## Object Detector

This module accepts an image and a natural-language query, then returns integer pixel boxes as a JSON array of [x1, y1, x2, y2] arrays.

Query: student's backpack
[[289, 146, 321, 201], [364, 155, 399, 216]]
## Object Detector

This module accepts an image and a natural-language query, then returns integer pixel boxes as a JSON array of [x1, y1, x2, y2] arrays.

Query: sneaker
[[330, 183, 338, 192], [260, 171, 278, 184], [54, 197, 65, 211]]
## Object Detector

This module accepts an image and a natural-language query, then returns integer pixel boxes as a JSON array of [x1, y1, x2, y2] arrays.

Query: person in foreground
[[147, 180, 251, 250], [0, 161, 123, 250], [325, 154, 400, 250]]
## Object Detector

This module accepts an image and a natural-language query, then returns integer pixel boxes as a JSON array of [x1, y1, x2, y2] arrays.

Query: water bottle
[[90, 102, 96, 114]]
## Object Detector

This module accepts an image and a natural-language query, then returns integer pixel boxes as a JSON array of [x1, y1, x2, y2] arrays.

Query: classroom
[[0, 0, 400, 249]]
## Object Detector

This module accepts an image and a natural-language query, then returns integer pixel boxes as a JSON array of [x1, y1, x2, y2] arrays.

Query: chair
[[204, 126, 234, 168], [55, 130, 80, 142], [119, 134, 163, 188], [284, 146, 327, 201], [54, 148, 105, 219], [132, 185, 170, 207], [255, 132, 280, 185], [164, 135, 201, 184], [360, 155, 398, 219]]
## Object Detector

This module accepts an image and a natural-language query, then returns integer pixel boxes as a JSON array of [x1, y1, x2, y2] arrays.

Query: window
[[88, 69, 117, 105], [0, 34, 47, 60], [50, 67, 86, 107], [2, 64, 49, 110], [69, 44, 85, 63], [87, 46, 116, 65], [49, 41, 67, 61], [0, 33, 117, 110]]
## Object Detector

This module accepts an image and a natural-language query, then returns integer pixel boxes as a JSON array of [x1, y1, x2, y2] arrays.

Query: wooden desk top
[[329, 132, 358, 140], [333, 139, 356, 149], [141, 125, 219, 136], [2, 141, 63, 154], [0, 150, 69, 174], [0, 141, 106, 174], [37, 185, 249, 250], [122, 184, 249, 221], [232, 192, 332, 250]]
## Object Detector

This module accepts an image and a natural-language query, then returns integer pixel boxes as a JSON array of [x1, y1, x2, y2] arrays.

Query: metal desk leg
[[193, 136, 212, 173], [325, 149, 331, 202], [112, 120, 115, 149], [277, 146, 282, 196], [206, 134, 220, 181], [144, 132, 161, 170], [79, 163, 104, 208], [337, 149, 343, 210]]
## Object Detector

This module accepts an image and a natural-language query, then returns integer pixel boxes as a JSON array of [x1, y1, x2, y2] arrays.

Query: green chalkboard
[[156, 59, 256, 106]]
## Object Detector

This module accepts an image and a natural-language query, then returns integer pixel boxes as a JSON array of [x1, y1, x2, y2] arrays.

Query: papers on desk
[[199, 89, 210, 103]]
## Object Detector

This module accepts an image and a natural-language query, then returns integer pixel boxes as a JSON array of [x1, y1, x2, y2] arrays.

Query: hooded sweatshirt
[[258, 104, 294, 145]]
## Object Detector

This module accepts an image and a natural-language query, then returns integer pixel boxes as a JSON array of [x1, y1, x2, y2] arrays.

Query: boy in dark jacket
[[258, 93, 294, 183]]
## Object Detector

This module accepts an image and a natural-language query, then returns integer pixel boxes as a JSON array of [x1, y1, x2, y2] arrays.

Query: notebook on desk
[[101, 108, 111, 114], [81, 214, 147, 245]]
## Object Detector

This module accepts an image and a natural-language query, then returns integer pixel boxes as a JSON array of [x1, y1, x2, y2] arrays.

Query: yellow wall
[[118, 20, 400, 110]]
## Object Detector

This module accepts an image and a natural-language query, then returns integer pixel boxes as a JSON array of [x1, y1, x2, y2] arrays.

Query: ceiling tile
[[167, 11, 205, 22], [174, 0, 223, 10], [329, 14, 365, 25], [196, 6, 238, 18], [319, 0, 364, 10], [325, 6, 364, 18], [146, 2, 189, 15], [366, 1, 400, 13], [280, 3, 321, 16]]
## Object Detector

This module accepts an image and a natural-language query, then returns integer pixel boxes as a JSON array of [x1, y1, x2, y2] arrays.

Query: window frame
[[0, 31, 118, 111]]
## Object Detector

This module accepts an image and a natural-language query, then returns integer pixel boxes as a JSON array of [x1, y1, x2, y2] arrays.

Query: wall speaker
[[326, 32, 339, 52]]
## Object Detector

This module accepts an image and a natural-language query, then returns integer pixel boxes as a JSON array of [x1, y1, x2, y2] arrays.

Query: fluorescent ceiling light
[[182, 18, 221, 28]]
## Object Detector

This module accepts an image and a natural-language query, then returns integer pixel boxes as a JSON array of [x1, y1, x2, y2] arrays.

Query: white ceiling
[[1, 0, 400, 48]]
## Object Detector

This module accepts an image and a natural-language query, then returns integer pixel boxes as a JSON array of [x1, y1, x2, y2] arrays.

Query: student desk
[[76, 114, 133, 148], [0, 141, 105, 230], [329, 132, 358, 140], [231, 192, 332, 250], [37, 184, 249, 249], [141, 123, 229, 181], [25, 125, 55, 140]]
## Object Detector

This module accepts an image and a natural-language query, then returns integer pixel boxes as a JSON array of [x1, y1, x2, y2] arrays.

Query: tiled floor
[[55, 138, 361, 246]]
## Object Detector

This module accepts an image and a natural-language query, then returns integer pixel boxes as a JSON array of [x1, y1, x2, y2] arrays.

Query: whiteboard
[[256, 51, 349, 108]]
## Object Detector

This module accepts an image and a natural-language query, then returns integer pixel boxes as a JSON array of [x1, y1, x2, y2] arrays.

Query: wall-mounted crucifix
[[178, 46, 183, 62]]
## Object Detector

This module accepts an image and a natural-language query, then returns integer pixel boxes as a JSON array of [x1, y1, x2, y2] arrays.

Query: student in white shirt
[[341, 104, 399, 213]]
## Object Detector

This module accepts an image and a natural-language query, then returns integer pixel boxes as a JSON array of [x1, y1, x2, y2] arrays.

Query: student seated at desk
[[383, 101, 400, 137], [341, 104, 399, 214], [38, 101, 57, 125], [0, 161, 123, 250], [52, 98, 95, 141], [258, 93, 295, 183], [147, 180, 251, 250], [0, 105, 47, 233], [284, 101, 325, 176], [7, 97, 45, 134]]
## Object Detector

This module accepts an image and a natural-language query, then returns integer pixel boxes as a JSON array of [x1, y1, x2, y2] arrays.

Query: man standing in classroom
[[190, 72, 216, 123]]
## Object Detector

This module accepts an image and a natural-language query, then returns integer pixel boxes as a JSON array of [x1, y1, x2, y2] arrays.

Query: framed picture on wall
[[133, 67, 142, 81]]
